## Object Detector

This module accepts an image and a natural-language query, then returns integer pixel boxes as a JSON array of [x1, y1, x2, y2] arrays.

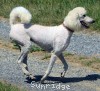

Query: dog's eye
[[83, 14, 86, 17]]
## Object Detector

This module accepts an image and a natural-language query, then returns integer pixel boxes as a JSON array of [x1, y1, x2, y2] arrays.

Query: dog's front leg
[[58, 53, 68, 77], [40, 52, 57, 83]]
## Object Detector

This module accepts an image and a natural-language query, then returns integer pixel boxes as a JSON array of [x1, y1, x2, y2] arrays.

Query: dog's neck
[[62, 23, 74, 33]]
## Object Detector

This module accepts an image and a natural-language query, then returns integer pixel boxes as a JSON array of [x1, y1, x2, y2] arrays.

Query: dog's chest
[[54, 32, 72, 52]]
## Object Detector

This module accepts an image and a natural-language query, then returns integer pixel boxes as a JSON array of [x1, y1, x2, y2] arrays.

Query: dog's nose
[[91, 20, 95, 23]]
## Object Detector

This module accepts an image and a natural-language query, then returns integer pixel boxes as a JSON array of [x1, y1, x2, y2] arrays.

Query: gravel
[[0, 20, 100, 91], [0, 20, 10, 41], [0, 48, 100, 91], [68, 33, 100, 57]]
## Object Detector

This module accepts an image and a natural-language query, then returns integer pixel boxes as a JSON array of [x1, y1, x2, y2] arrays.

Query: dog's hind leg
[[58, 53, 68, 77], [18, 53, 30, 75], [40, 52, 57, 83], [17, 43, 35, 79]]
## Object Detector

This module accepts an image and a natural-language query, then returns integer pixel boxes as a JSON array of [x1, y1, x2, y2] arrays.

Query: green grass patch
[[81, 57, 100, 67], [0, 0, 99, 30], [82, 61, 93, 66], [93, 57, 100, 63], [63, 52, 74, 56], [0, 81, 25, 91], [41, 52, 74, 60], [42, 52, 51, 60], [79, 56, 88, 60], [30, 45, 44, 52], [12, 41, 21, 50], [11, 41, 44, 52]]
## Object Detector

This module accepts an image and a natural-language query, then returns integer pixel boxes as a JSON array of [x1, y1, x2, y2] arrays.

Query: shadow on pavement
[[25, 74, 100, 84]]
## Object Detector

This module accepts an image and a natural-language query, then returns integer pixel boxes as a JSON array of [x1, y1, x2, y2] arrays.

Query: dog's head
[[63, 7, 95, 31]]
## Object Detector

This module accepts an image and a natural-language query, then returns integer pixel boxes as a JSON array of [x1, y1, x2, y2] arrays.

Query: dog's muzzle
[[80, 20, 95, 28]]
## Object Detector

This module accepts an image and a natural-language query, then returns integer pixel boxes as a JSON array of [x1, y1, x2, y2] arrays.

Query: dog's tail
[[10, 6, 32, 25]]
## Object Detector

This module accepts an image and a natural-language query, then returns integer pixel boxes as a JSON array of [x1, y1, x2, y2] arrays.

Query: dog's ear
[[76, 13, 80, 19], [67, 10, 79, 20]]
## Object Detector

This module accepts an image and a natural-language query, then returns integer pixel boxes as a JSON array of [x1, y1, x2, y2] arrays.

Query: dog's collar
[[62, 23, 74, 33]]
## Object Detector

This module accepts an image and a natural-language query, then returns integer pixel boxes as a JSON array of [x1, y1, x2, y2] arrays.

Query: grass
[[30, 45, 44, 52], [42, 52, 51, 60], [11, 40, 44, 52], [0, 0, 100, 30], [0, 81, 25, 91], [82, 57, 100, 66], [64, 52, 100, 71]]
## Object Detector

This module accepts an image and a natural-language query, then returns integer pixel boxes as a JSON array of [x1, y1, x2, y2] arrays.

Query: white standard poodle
[[9, 6, 95, 83]]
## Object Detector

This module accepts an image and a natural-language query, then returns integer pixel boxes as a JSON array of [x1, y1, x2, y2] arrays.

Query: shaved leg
[[58, 53, 68, 77], [18, 52, 30, 76], [40, 52, 57, 83], [17, 43, 35, 79]]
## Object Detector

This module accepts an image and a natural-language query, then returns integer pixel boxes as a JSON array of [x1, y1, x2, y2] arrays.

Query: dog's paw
[[29, 74, 36, 79], [24, 73, 36, 80], [40, 78, 45, 84], [61, 72, 65, 78], [17, 60, 21, 64]]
